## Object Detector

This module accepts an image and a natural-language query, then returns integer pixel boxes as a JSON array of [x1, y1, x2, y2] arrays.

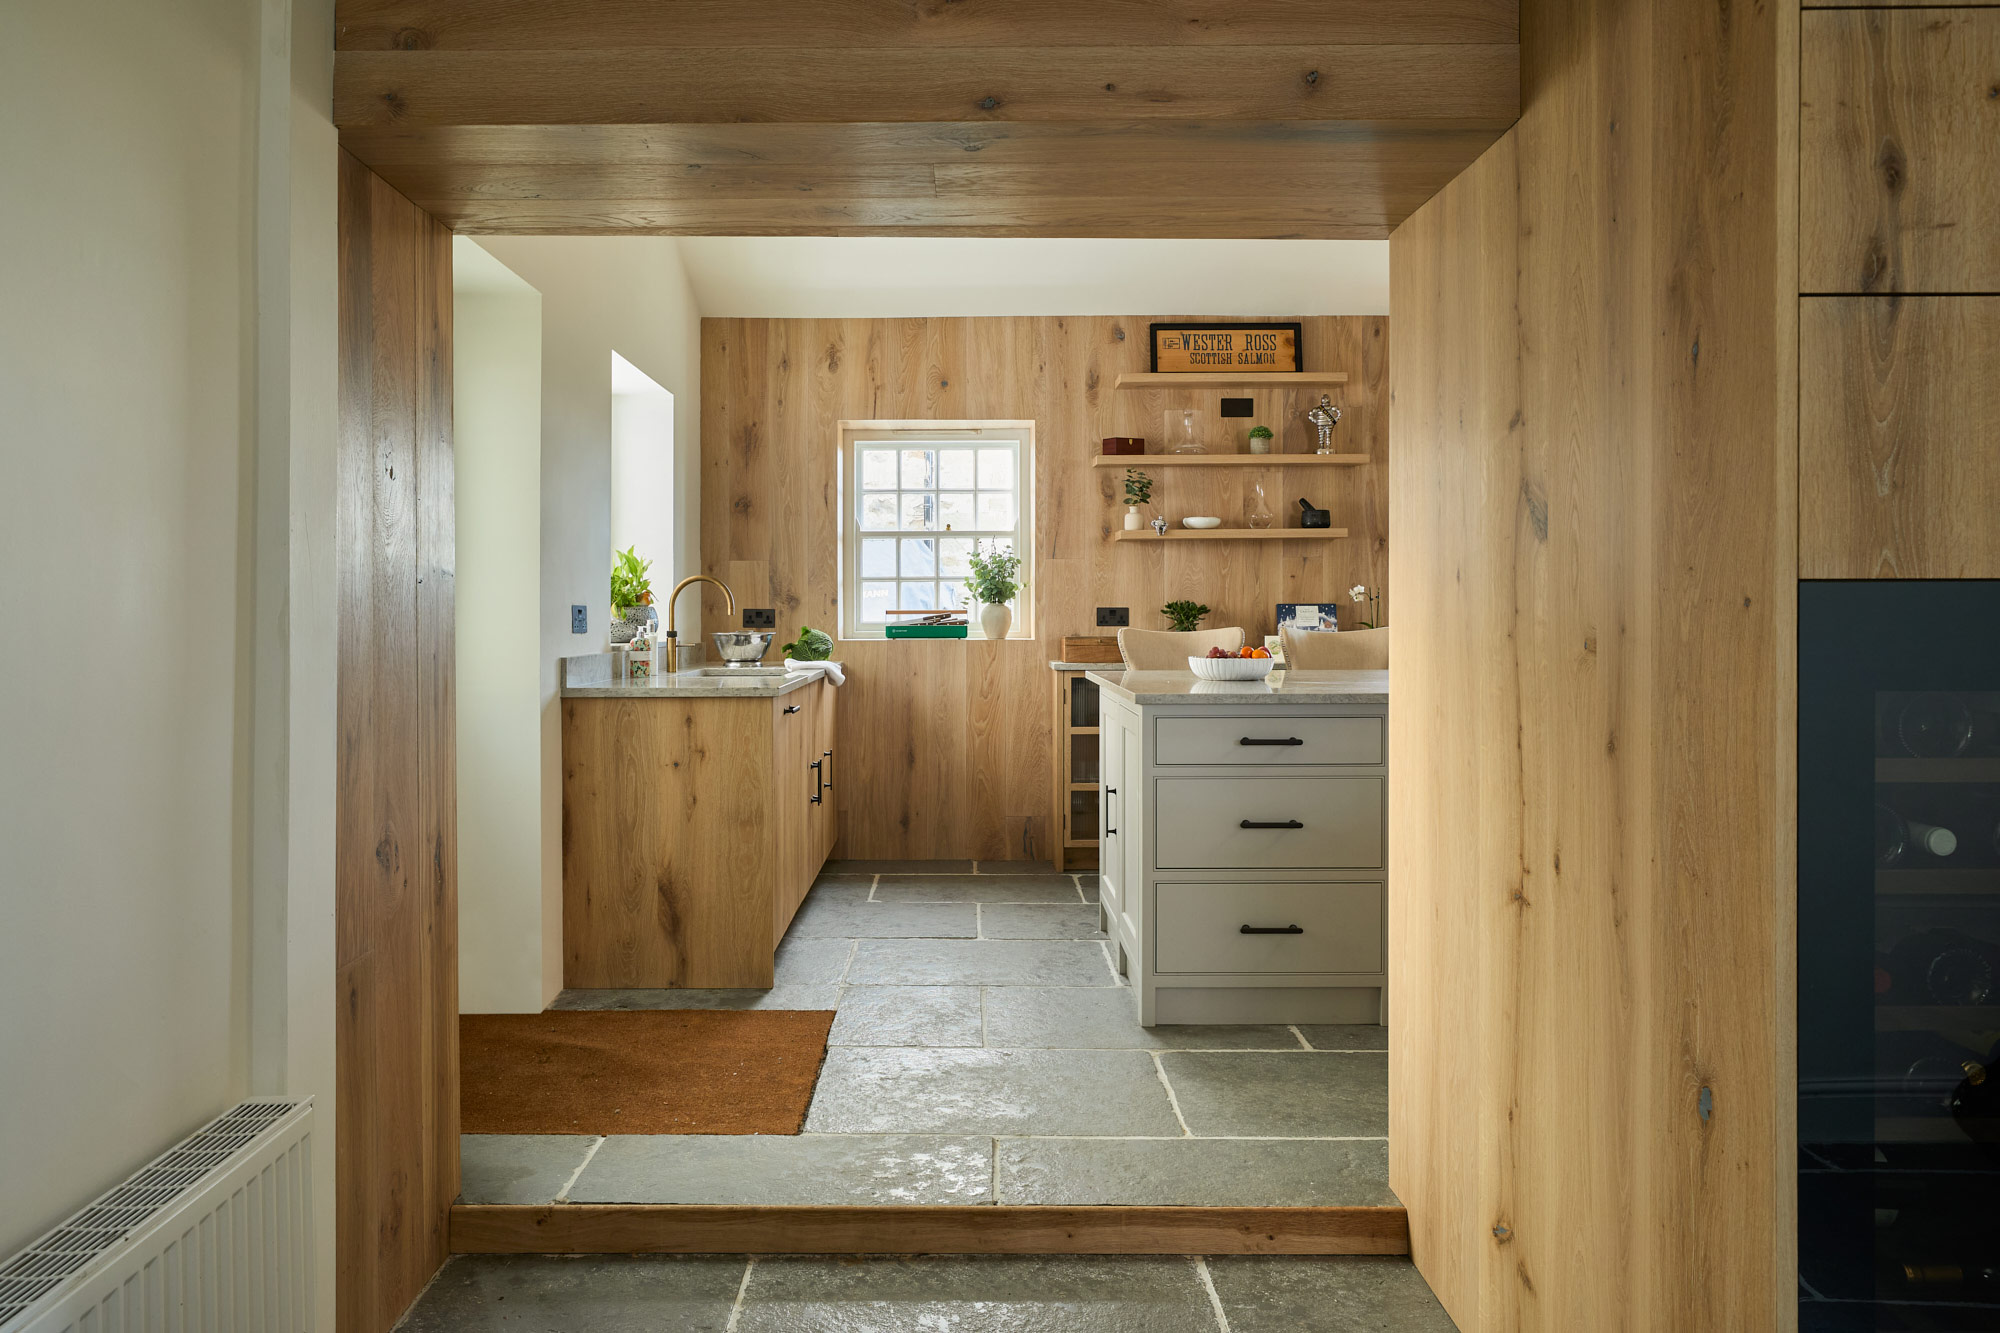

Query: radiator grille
[[0, 1100, 303, 1328]]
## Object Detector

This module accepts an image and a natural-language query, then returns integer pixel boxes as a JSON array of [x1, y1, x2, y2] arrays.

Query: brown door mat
[[460, 1009, 834, 1136]]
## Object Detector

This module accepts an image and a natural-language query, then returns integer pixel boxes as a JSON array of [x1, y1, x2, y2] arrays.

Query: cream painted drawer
[[1155, 880, 1384, 975], [1155, 715, 1382, 767], [1154, 777, 1383, 869]]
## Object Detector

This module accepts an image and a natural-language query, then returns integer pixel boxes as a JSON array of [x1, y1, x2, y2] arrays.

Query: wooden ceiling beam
[[335, 46, 1518, 129], [336, 0, 1518, 52]]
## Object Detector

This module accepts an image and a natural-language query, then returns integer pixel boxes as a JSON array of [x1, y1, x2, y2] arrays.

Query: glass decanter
[[1246, 482, 1274, 529], [1169, 408, 1206, 455]]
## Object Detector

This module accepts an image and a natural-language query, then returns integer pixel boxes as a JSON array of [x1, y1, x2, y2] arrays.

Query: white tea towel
[[788, 657, 844, 686]]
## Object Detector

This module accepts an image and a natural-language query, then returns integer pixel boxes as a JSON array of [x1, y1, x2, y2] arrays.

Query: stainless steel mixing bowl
[[710, 630, 776, 665]]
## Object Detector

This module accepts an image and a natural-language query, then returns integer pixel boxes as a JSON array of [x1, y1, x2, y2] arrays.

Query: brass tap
[[662, 575, 735, 674]]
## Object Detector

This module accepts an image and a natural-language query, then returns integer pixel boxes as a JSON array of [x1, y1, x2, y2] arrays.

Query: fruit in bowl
[[1206, 645, 1271, 659]]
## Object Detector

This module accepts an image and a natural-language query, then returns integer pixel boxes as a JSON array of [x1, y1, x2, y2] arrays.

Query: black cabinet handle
[[823, 750, 833, 788], [1240, 819, 1305, 830], [1240, 924, 1305, 935], [1240, 737, 1305, 747], [810, 758, 823, 804], [1104, 786, 1116, 837], [783, 704, 801, 714]]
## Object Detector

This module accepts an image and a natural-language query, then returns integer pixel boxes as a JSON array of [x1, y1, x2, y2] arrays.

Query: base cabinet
[[1100, 693, 1388, 1026], [563, 679, 837, 988]]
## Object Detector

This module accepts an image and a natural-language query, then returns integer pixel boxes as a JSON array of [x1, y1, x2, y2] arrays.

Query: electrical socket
[[1096, 606, 1130, 627], [571, 604, 588, 634], [743, 608, 777, 629]]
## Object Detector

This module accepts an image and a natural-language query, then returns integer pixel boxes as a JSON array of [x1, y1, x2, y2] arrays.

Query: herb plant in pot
[[1161, 599, 1210, 632], [1122, 467, 1154, 531], [609, 545, 654, 643], [967, 542, 1023, 641], [1247, 424, 1274, 455]]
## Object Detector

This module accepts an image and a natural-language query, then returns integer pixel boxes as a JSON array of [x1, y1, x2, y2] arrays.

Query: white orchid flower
[[1349, 585, 1367, 601]]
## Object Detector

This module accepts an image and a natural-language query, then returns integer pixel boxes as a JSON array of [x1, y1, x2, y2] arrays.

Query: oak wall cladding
[[700, 315, 1386, 861]]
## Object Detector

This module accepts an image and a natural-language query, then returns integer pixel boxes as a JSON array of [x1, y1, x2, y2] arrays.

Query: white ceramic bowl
[[1182, 516, 1222, 529], [1187, 654, 1276, 681]]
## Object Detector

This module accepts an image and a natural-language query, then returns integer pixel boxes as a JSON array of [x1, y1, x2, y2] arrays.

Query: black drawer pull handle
[[1240, 924, 1305, 935], [1240, 736, 1305, 746], [1240, 819, 1305, 829], [783, 704, 801, 714]]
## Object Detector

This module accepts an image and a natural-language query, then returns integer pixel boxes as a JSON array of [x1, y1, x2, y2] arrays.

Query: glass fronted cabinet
[[1050, 669, 1101, 871], [1801, 582, 2000, 1330]]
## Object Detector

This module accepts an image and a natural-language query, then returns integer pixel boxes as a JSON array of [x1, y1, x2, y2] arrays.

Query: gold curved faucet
[[662, 574, 735, 674]]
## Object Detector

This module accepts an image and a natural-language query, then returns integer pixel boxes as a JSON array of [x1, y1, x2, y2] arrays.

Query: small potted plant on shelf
[[1122, 467, 1154, 531], [609, 545, 654, 642], [1161, 599, 1210, 632], [967, 542, 1024, 641], [1247, 424, 1274, 455]]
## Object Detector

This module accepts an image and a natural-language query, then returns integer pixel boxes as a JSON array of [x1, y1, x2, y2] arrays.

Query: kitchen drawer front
[[1155, 880, 1384, 975], [1154, 777, 1383, 869], [1155, 715, 1382, 767]]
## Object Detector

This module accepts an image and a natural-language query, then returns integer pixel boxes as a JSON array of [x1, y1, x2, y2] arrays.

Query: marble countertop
[[1049, 659, 1124, 671], [1085, 668, 1389, 706], [561, 652, 835, 699]]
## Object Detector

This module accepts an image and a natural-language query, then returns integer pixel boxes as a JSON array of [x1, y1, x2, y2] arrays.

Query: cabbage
[[782, 625, 834, 661]]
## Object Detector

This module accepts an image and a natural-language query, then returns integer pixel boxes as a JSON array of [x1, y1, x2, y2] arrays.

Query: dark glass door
[[1801, 581, 2000, 1331]]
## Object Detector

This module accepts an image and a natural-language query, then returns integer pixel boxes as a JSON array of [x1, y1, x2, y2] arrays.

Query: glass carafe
[[1246, 483, 1274, 529], [1169, 408, 1206, 455]]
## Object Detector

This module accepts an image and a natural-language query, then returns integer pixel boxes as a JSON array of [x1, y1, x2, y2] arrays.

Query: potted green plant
[[1122, 467, 1154, 531], [609, 545, 654, 642], [1161, 599, 1210, 632], [1247, 424, 1274, 455], [966, 542, 1024, 640]]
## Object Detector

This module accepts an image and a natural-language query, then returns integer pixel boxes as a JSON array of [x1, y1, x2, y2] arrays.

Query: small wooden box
[[1060, 636, 1123, 664]]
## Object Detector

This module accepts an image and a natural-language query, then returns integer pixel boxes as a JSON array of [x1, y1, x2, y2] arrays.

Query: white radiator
[[0, 1099, 315, 1333]]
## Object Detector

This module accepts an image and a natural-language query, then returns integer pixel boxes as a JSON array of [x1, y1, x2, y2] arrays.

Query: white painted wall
[[0, 8, 339, 1317], [453, 240, 547, 1014], [467, 237, 703, 1007], [676, 236, 1390, 318], [611, 353, 677, 590]]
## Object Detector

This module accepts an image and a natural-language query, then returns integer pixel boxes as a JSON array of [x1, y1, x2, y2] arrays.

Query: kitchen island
[[560, 654, 840, 988], [1085, 668, 1389, 1026]]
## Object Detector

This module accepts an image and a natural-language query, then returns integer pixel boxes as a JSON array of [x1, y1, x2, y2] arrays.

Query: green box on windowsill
[[885, 623, 969, 639]]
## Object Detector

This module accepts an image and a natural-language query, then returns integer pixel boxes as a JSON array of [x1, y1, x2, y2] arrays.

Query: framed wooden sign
[[1148, 322, 1302, 374]]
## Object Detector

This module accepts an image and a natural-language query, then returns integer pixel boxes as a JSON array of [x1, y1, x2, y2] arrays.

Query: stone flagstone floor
[[461, 863, 1394, 1209]]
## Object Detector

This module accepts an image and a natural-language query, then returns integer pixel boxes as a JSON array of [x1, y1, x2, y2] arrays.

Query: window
[[840, 423, 1034, 639]]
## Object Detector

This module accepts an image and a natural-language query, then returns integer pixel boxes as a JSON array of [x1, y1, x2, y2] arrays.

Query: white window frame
[[837, 421, 1036, 641]]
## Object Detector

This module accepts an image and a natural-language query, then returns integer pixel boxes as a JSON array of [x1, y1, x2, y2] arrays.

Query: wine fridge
[[1801, 581, 2000, 1330]]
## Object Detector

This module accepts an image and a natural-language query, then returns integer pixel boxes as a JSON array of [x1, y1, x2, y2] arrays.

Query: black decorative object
[[1219, 397, 1255, 418], [1298, 498, 1331, 529]]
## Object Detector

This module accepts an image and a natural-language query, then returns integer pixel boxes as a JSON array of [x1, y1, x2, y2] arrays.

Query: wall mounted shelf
[[1113, 371, 1348, 391], [1091, 453, 1368, 468], [1110, 527, 1347, 542]]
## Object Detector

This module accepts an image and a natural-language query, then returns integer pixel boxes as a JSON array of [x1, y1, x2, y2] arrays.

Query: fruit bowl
[[1187, 654, 1277, 681]]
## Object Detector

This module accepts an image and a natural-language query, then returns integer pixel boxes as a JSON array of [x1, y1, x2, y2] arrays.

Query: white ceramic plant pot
[[979, 603, 1013, 641], [1124, 508, 1142, 530]]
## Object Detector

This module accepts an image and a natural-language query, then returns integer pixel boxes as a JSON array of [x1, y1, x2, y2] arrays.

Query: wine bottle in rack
[[1876, 801, 1962, 867], [1893, 693, 2000, 758], [1879, 928, 2000, 1006]]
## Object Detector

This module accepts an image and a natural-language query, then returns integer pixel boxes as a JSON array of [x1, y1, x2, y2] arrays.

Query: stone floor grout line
[[867, 873, 881, 902], [1288, 1024, 1311, 1050], [552, 1135, 606, 1203], [1150, 1051, 1194, 1137], [980, 987, 989, 1047], [1193, 1256, 1235, 1333], [1073, 873, 1087, 903], [723, 1255, 755, 1333]]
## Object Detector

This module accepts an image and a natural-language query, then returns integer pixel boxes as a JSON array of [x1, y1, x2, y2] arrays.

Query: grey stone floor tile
[[1077, 873, 1101, 888], [872, 875, 1084, 904], [456, 1134, 594, 1205], [569, 1134, 992, 1205], [774, 936, 855, 984], [1298, 1023, 1389, 1051], [736, 1255, 1220, 1333], [826, 858, 974, 874], [394, 1254, 745, 1332], [979, 903, 1105, 939], [1160, 1051, 1388, 1137], [981, 987, 1296, 1050], [802, 874, 878, 901], [972, 860, 1058, 875], [847, 939, 1113, 986], [1207, 1255, 1459, 1332], [829, 986, 984, 1046], [785, 898, 978, 940], [1080, 876, 1101, 902], [806, 1047, 1181, 1135], [995, 1137, 1392, 1206], [550, 985, 842, 1011]]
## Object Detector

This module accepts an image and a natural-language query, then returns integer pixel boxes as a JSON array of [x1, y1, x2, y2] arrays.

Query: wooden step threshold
[[451, 1204, 1409, 1256]]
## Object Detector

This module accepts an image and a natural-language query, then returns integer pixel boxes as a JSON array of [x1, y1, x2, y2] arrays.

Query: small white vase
[[979, 603, 1013, 641], [1124, 508, 1142, 530]]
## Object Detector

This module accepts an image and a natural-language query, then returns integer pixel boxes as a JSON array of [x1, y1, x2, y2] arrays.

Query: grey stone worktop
[[1049, 660, 1124, 672], [1084, 668, 1389, 706], [560, 652, 837, 699]]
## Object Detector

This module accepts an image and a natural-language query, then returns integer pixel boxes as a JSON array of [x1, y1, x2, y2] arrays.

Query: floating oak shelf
[[1111, 527, 1348, 542], [1113, 371, 1348, 391], [1875, 757, 2000, 783], [1090, 453, 1369, 468]]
